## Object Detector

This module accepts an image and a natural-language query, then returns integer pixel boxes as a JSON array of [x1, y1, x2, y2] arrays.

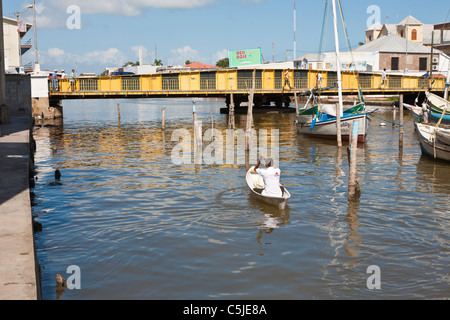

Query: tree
[[123, 61, 139, 67], [185, 60, 192, 65], [154, 59, 163, 66], [216, 58, 229, 68]]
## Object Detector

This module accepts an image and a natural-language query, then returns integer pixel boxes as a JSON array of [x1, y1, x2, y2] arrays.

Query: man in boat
[[253, 157, 282, 197]]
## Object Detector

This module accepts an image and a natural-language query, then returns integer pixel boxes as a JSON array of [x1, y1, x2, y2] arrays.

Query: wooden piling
[[348, 121, 360, 199], [229, 85, 235, 130], [399, 94, 404, 140], [336, 103, 342, 147], [193, 101, 202, 165], [211, 111, 214, 130], [294, 87, 299, 116], [162, 107, 166, 130], [246, 70, 256, 152], [392, 103, 396, 126], [117, 103, 121, 126]]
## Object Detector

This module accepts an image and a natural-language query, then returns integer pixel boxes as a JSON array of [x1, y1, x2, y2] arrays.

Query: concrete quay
[[0, 115, 40, 300]]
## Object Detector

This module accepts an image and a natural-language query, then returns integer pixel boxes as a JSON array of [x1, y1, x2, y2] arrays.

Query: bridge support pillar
[[32, 98, 63, 120]]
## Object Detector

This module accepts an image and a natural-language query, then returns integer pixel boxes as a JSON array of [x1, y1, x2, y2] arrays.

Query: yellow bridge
[[48, 69, 447, 107]]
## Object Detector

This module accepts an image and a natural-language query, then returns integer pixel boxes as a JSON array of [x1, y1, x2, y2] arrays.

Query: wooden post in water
[[211, 111, 214, 131], [399, 94, 404, 143], [336, 103, 342, 147], [392, 103, 396, 126], [161, 107, 166, 130], [347, 121, 360, 199], [294, 87, 299, 116], [117, 103, 121, 126], [193, 100, 202, 165], [229, 85, 235, 130], [246, 70, 256, 152]]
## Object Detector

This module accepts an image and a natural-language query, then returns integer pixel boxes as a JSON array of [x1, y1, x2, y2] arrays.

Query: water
[[32, 98, 449, 300]]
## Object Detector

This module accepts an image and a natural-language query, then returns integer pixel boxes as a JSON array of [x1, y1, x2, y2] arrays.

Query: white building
[[2, 16, 33, 73]]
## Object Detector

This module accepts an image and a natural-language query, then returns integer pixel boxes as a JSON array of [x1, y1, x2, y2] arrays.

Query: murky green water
[[32, 98, 449, 300]]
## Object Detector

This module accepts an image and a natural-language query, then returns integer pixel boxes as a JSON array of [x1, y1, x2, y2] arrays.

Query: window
[[411, 29, 417, 41], [391, 57, 399, 71], [419, 58, 428, 71]]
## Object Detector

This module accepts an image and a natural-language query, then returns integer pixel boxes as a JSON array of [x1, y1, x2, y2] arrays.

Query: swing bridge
[[48, 68, 448, 108]]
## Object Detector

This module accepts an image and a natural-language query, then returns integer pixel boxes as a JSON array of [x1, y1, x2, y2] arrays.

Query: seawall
[[0, 115, 41, 300]]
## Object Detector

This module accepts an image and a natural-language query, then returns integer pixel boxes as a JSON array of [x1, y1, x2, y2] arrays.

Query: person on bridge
[[70, 69, 76, 91], [282, 69, 292, 93], [51, 70, 59, 91], [381, 68, 387, 87]]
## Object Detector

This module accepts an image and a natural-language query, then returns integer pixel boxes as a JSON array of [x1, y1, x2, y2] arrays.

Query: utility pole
[[293, 0, 297, 61], [0, 0, 8, 121], [32, 0, 39, 71], [0, 0, 11, 126]]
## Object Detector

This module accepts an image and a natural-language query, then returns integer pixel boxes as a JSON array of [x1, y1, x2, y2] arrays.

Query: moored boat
[[415, 122, 450, 162], [246, 167, 291, 210], [425, 92, 450, 115], [297, 111, 370, 143]]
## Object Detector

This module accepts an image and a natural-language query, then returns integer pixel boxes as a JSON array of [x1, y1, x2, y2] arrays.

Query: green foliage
[[216, 58, 229, 68]]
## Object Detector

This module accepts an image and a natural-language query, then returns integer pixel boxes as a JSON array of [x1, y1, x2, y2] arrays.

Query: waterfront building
[[2, 16, 33, 73]]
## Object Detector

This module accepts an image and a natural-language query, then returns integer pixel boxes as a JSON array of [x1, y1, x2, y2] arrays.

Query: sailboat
[[296, 0, 371, 143]]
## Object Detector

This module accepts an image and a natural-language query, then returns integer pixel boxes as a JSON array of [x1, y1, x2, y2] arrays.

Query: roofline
[[3, 16, 33, 27]]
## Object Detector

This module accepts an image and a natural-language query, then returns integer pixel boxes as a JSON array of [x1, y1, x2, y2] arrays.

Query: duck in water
[[49, 169, 62, 186]]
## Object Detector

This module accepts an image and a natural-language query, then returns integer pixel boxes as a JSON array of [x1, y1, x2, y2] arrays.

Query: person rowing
[[253, 156, 282, 197]]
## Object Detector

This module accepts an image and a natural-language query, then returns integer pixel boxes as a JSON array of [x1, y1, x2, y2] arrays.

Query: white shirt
[[255, 167, 282, 197]]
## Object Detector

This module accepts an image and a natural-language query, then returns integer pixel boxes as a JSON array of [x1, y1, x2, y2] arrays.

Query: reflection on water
[[32, 99, 449, 300]]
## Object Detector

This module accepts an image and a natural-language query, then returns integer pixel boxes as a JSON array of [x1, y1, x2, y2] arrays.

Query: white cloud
[[168, 46, 201, 66], [212, 49, 228, 62], [40, 47, 127, 73], [131, 45, 155, 65], [26, 0, 216, 29]]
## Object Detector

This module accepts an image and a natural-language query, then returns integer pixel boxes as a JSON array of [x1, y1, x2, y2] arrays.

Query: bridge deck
[[48, 68, 446, 100]]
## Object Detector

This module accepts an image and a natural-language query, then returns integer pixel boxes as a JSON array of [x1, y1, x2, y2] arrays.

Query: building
[[354, 34, 449, 74], [2, 16, 33, 73], [294, 15, 450, 77], [183, 62, 220, 70], [366, 15, 450, 53]]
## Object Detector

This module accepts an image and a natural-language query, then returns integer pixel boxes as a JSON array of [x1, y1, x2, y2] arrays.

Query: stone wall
[[5, 74, 32, 115]]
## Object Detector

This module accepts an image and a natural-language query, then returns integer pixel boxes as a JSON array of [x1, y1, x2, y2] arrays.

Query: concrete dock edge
[[0, 115, 41, 300]]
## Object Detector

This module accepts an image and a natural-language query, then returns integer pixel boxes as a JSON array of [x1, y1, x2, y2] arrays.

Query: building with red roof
[[183, 62, 220, 70]]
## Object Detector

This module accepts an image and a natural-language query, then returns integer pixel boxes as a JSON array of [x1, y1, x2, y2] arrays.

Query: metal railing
[[47, 69, 446, 97]]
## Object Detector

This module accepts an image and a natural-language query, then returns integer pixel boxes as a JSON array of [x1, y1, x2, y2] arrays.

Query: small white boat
[[415, 122, 450, 162], [297, 112, 370, 143], [246, 166, 291, 210], [404, 103, 425, 123]]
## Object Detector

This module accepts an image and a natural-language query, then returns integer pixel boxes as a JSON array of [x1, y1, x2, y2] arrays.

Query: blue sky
[[3, 0, 449, 74]]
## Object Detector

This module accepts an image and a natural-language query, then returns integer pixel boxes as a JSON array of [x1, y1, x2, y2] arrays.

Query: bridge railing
[[48, 69, 446, 96]]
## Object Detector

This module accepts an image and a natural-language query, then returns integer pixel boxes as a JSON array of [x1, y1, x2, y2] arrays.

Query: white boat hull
[[297, 113, 370, 143], [415, 123, 450, 162], [246, 167, 291, 210]]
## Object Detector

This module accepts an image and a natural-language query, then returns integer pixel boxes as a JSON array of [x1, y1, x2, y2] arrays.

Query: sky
[[2, 0, 450, 74]]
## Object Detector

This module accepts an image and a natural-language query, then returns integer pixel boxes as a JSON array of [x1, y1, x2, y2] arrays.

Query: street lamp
[[16, 4, 33, 73]]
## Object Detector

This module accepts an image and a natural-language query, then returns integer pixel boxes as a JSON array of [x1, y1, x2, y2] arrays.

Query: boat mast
[[445, 61, 450, 101], [331, 0, 344, 117]]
